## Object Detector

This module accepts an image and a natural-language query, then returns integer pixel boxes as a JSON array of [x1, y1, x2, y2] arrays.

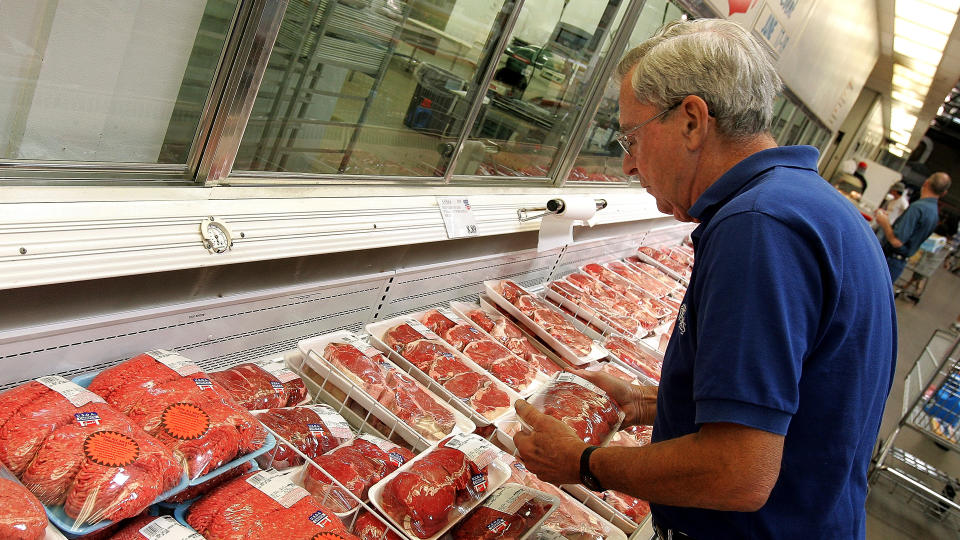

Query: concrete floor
[[866, 264, 960, 539]]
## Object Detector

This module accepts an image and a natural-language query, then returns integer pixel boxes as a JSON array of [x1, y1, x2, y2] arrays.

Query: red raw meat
[[471, 384, 511, 414], [380, 440, 485, 539], [548, 281, 641, 336], [535, 377, 622, 445], [462, 340, 535, 392], [353, 510, 403, 540], [583, 265, 672, 320], [253, 406, 352, 470], [452, 486, 552, 540], [165, 460, 252, 503], [422, 309, 457, 335], [500, 281, 527, 304], [107, 515, 199, 540], [607, 261, 671, 298], [500, 280, 594, 358], [0, 476, 47, 540], [605, 336, 663, 382], [466, 309, 496, 332], [638, 247, 690, 276], [187, 471, 357, 540], [323, 342, 456, 441], [209, 363, 290, 410], [0, 379, 182, 526], [445, 372, 486, 398], [472, 310, 562, 375], [442, 324, 486, 351], [626, 256, 679, 286], [602, 491, 651, 523], [383, 324, 424, 353], [303, 436, 415, 512], [400, 341, 466, 379], [87, 352, 266, 479]]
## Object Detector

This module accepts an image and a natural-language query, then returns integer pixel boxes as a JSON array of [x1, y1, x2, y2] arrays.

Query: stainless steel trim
[[551, 0, 647, 187], [185, 0, 251, 181], [0, 161, 193, 185], [441, 0, 526, 182], [197, 0, 290, 185]]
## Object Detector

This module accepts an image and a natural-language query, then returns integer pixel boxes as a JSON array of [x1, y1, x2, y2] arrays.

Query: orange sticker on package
[[311, 533, 352, 540], [83, 430, 140, 467], [161, 402, 211, 440]]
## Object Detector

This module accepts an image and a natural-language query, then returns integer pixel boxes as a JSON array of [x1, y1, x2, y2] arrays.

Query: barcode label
[[556, 372, 604, 396], [255, 358, 298, 383], [306, 405, 353, 440], [246, 470, 309, 508], [36, 376, 104, 407], [438, 308, 465, 324], [483, 485, 536, 515], [147, 349, 201, 377], [405, 319, 439, 340], [442, 433, 499, 469], [138, 516, 202, 539]]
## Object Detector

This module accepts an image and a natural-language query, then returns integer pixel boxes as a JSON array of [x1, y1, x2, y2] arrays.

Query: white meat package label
[[247, 470, 310, 508], [405, 318, 440, 340], [339, 334, 381, 359], [482, 485, 537, 515], [147, 349, 202, 377], [555, 372, 604, 397], [139, 516, 203, 540], [442, 433, 498, 469], [306, 405, 353, 440], [255, 357, 299, 383], [36, 376, 105, 408], [438, 307, 466, 324]]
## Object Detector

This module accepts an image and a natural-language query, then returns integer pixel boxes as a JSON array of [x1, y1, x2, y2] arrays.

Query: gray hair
[[927, 172, 951, 196], [616, 19, 782, 138]]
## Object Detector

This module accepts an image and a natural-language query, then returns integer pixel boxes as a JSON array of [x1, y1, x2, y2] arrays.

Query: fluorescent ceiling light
[[891, 109, 918, 132], [889, 146, 906, 157], [921, 0, 960, 12], [893, 63, 935, 86], [894, 36, 946, 65], [892, 74, 931, 93], [895, 18, 950, 50], [895, 0, 958, 34], [890, 130, 912, 144], [892, 90, 926, 109]]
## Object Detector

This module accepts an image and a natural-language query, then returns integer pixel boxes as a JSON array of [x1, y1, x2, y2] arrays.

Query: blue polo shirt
[[650, 146, 897, 539], [882, 197, 940, 280]]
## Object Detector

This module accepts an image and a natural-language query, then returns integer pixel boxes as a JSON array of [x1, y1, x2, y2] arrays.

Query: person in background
[[513, 19, 896, 540], [876, 172, 952, 282], [883, 182, 910, 225]]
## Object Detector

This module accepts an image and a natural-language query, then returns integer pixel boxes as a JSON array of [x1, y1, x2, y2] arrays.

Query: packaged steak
[[375, 433, 509, 539], [164, 460, 254, 503], [581, 264, 673, 320], [418, 308, 540, 395], [107, 515, 202, 539], [605, 261, 673, 298], [526, 373, 623, 446], [86, 350, 267, 480], [186, 469, 358, 539], [301, 435, 416, 513], [0, 464, 47, 540], [603, 336, 663, 383], [254, 405, 354, 470], [455, 302, 563, 376], [373, 318, 517, 423], [0, 376, 183, 528], [451, 483, 557, 540], [209, 360, 308, 410], [545, 280, 645, 337], [311, 333, 463, 442], [500, 455, 619, 540], [351, 510, 403, 540]]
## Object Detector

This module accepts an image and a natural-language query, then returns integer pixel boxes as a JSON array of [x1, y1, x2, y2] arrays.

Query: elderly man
[[876, 172, 951, 282], [514, 19, 896, 539]]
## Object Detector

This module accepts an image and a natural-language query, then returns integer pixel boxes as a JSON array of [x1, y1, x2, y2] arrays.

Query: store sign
[[437, 197, 479, 239]]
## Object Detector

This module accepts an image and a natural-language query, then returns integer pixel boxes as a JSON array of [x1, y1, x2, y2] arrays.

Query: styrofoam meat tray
[[562, 484, 642, 535], [71, 371, 278, 487], [602, 337, 663, 385], [579, 265, 675, 322], [289, 462, 360, 521], [365, 315, 521, 427], [620, 258, 684, 296], [298, 330, 475, 448], [471, 296, 573, 371], [634, 251, 690, 286], [368, 437, 511, 540], [434, 304, 551, 398], [483, 280, 607, 366], [586, 360, 659, 388], [543, 284, 651, 341], [449, 482, 559, 540]]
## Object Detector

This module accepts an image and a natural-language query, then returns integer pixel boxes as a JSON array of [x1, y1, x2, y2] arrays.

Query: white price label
[[306, 405, 353, 440], [405, 319, 440, 340], [358, 433, 401, 453], [139, 516, 203, 540], [339, 334, 381, 358], [556, 372, 604, 397], [36, 376, 104, 408], [438, 307, 465, 324], [483, 485, 536, 515], [437, 197, 479, 239], [246, 470, 309, 508], [443, 433, 499, 469], [147, 349, 201, 377], [255, 358, 298, 383]]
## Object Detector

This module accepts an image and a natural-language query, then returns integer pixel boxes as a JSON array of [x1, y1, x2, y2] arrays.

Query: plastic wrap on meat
[[605, 336, 663, 382], [529, 374, 623, 445], [451, 484, 552, 540], [625, 256, 679, 287], [253, 405, 352, 470], [607, 261, 672, 298], [303, 436, 415, 513], [209, 362, 307, 410], [602, 491, 651, 524], [107, 515, 201, 540], [187, 470, 358, 540], [165, 460, 252, 503], [0, 377, 182, 527], [467, 309, 562, 375], [638, 246, 691, 277], [383, 324, 423, 353], [548, 281, 642, 336], [0, 475, 47, 540], [87, 351, 266, 479], [352, 510, 403, 540], [498, 281, 594, 357], [322, 342, 457, 441]]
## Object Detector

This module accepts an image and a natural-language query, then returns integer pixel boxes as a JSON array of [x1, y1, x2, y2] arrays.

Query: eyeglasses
[[615, 102, 680, 156]]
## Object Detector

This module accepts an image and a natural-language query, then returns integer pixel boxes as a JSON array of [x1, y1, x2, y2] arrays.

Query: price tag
[[437, 197, 479, 239]]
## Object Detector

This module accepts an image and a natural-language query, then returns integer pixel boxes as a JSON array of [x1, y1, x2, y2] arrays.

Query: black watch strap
[[580, 445, 604, 492]]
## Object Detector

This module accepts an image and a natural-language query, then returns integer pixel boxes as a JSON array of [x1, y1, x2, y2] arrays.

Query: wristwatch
[[579, 445, 604, 492]]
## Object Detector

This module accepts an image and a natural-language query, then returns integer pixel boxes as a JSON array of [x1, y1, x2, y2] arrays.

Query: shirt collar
[[688, 146, 821, 224]]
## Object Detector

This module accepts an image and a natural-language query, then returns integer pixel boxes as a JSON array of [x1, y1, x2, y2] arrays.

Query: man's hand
[[874, 209, 890, 227], [570, 369, 657, 426], [513, 400, 586, 485]]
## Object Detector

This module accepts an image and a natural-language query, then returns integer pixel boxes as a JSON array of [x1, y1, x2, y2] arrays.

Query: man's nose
[[622, 153, 637, 177]]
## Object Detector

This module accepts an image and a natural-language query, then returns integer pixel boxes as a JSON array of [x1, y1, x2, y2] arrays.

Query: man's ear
[[679, 95, 711, 151]]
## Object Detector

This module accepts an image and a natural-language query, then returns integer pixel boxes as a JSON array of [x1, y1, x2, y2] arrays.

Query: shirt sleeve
[[892, 205, 919, 247], [691, 211, 823, 435]]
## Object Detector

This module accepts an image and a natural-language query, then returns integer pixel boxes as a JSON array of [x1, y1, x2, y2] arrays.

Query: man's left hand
[[875, 209, 889, 227], [513, 399, 587, 485]]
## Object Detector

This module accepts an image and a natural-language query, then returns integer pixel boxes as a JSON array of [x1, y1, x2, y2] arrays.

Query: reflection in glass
[[234, 0, 509, 177], [564, 0, 686, 183], [0, 0, 235, 164]]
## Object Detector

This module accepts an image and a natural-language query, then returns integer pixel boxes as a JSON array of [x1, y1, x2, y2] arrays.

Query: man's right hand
[[570, 368, 658, 426]]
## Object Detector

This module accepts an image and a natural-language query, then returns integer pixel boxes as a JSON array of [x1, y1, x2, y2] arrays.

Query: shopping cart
[[895, 246, 951, 304]]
